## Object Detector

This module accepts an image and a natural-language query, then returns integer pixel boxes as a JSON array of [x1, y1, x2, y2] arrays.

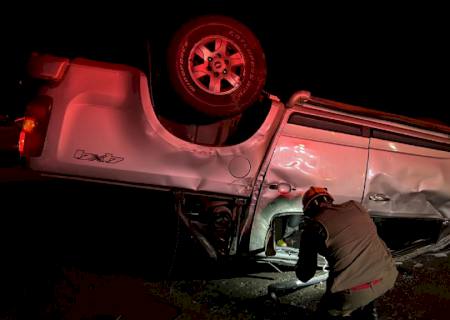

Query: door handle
[[369, 193, 390, 201], [269, 183, 296, 194]]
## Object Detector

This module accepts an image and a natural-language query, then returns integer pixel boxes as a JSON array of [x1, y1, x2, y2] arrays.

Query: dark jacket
[[297, 200, 398, 293]]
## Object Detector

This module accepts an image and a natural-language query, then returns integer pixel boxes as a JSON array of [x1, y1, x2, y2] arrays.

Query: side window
[[288, 113, 365, 137], [372, 129, 450, 152]]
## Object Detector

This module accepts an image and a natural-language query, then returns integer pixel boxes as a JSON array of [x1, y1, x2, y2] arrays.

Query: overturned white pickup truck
[[20, 17, 450, 271]]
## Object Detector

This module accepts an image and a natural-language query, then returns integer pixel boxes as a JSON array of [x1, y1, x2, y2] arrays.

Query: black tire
[[167, 15, 267, 118]]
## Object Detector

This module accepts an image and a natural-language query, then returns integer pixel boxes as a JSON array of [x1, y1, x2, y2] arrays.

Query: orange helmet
[[302, 186, 334, 212]]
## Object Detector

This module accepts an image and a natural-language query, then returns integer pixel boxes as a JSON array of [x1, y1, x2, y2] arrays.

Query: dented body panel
[[249, 108, 370, 252], [364, 138, 450, 219], [30, 59, 284, 197], [249, 99, 450, 253]]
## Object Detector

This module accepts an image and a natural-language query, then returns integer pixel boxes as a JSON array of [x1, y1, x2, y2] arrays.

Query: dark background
[[1, 3, 449, 318], [3, 1, 449, 124]]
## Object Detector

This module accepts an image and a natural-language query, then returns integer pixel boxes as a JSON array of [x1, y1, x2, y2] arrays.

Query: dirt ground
[[1, 247, 448, 320], [145, 249, 450, 320], [377, 251, 450, 320]]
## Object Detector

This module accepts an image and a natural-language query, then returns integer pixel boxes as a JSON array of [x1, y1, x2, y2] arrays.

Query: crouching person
[[296, 187, 398, 319]]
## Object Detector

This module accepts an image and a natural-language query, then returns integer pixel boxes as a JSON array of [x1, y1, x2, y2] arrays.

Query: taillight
[[28, 53, 70, 82], [19, 96, 52, 158]]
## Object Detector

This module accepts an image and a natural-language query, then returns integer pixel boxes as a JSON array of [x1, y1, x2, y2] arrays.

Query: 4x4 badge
[[73, 149, 124, 164]]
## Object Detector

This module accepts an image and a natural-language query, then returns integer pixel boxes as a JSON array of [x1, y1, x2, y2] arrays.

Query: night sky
[[5, 1, 449, 125]]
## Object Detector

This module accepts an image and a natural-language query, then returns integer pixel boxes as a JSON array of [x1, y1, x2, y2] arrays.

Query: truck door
[[363, 128, 450, 249], [249, 108, 370, 252]]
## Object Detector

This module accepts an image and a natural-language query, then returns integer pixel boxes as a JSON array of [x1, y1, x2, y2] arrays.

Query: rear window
[[372, 129, 450, 152], [288, 113, 364, 136]]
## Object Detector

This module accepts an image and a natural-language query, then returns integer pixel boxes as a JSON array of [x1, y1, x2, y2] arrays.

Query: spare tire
[[167, 15, 267, 118]]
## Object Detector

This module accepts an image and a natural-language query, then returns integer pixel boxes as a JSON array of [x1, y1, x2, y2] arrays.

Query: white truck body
[[25, 58, 450, 265]]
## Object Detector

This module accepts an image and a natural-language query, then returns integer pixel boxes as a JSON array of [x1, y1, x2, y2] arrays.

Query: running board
[[394, 234, 450, 262]]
